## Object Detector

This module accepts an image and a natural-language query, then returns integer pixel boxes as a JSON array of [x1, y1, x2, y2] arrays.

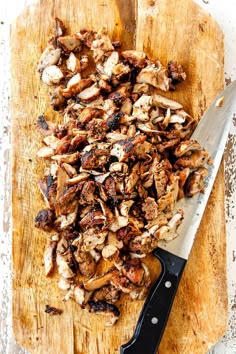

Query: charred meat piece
[[49, 86, 66, 111], [110, 135, 146, 162], [121, 50, 147, 68], [184, 167, 208, 197], [86, 119, 108, 142], [78, 107, 105, 126], [106, 112, 123, 131], [92, 285, 120, 303], [36, 115, 55, 136], [81, 148, 110, 170], [35, 209, 55, 230], [174, 140, 202, 157], [168, 60, 186, 84], [79, 181, 96, 205], [121, 259, 145, 286], [45, 304, 63, 316], [174, 150, 210, 169], [88, 300, 120, 326]]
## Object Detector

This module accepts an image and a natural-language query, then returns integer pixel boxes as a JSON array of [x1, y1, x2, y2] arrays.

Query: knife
[[120, 80, 236, 354]]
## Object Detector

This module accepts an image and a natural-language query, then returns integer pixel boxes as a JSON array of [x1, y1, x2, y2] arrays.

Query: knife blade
[[120, 80, 236, 354]]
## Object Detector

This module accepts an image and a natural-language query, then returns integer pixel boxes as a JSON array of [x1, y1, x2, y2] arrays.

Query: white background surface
[[0, 0, 235, 353]]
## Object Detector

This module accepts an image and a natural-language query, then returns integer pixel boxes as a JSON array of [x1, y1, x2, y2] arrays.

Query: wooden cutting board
[[11, 0, 228, 353]]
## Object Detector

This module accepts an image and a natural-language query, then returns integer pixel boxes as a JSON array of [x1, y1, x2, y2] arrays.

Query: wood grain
[[11, 0, 228, 353]]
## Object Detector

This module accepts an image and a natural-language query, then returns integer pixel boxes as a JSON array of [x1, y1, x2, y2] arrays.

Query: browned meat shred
[[45, 304, 63, 315], [35, 18, 211, 326]]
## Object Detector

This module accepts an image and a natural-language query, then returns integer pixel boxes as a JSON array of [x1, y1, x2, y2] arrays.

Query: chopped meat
[[152, 94, 183, 110], [76, 29, 96, 48], [174, 150, 210, 169], [117, 224, 140, 245], [66, 52, 81, 72], [37, 45, 61, 73], [41, 65, 64, 86], [75, 251, 97, 277], [142, 197, 159, 220], [44, 241, 57, 276], [54, 209, 78, 230], [167, 60, 186, 84], [88, 300, 120, 326], [35, 209, 55, 230], [109, 215, 129, 232], [37, 146, 55, 158], [92, 285, 120, 303], [174, 140, 202, 157], [125, 162, 140, 193], [119, 200, 134, 217], [58, 277, 72, 291], [55, 17, 66, 37], [121, 259, 145, 286], [67, 173, 90, 185], [91, 27, 114, 62], [110, 273, 135, 293], [36, 115, 55, 136], [56, 253, 76, 278], [106, 112, 123, 130], [177, 167, 191, 199], [36, 23, 211, 326], [57, 35, 81, 52], [45, 305, 63, 316], [112, 63, 131, 79], [104, 176, 117, 198], [79, 181, 96, 205], [110, 135, 146, 162], [78, 107, 104, 125], [98, 51, 119, 78], [79, 209, 106, 229], [136, 62, 170, 91], [78, 84, 101, 102], [81, 148, 109, 170], [84, 269, 118, 291], [184, 167, 208, 197], [82, 228, 108, 251], [52, 152, 80, 164], [63, 78, 93, 98], [121, 50, 147, 68], [49, 86, 66, 111], [73, 285, 93, 306], [132, 95, 152, 122]]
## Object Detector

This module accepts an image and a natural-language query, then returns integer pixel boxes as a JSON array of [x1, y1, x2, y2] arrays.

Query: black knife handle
[[120, 248, 186, 354]]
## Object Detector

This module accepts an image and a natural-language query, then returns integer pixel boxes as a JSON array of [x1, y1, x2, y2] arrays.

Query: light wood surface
[[11, 0, 228, 353]]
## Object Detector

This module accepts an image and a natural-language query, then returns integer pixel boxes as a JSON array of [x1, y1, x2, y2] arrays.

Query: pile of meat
[[35, 18, 212, 326]]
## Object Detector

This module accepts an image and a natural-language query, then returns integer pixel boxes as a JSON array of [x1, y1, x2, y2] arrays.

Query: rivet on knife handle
[[120, 248, 186, 354]]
